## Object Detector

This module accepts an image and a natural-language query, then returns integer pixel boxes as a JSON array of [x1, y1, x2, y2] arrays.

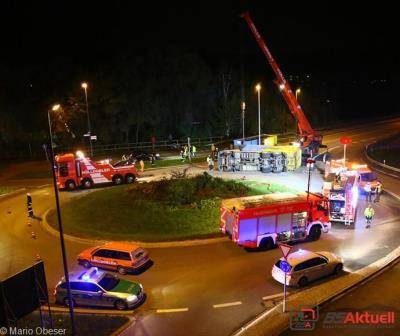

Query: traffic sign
[[278, 243, 292, 259], [90, 135, 97, 141], [340, 137, 352, 145], [280, 260, 291, 273]]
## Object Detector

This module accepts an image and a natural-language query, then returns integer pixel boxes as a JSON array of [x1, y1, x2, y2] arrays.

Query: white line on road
[[156, 308, 189, 313], [213, 301, 242, 308], [262, 292, 290, 301]]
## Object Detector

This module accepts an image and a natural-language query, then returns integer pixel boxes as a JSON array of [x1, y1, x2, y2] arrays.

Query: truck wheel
[[309, 225, 321, 241], [66, 181, 76, 191], [114, 299, 127, 310], [259, 237, 275, 250], [125, 174, 136, 184], [82, 179, 93, 189], [298, 276, 308, 287], [113, 175, 123, 185]]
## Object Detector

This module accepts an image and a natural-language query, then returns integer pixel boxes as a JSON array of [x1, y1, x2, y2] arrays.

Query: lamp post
[[241, 101, 246, 140], [295, 88, 301, 100], [81, 82, 93, 157], [306, 158, 315, 202], [47, 104, 76, 335], [255, 83, 261, 145]]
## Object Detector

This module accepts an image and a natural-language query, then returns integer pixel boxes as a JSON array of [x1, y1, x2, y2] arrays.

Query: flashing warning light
[[298, 249, 304, 254], [76, 150, 85, 159], [340, 137, 352, 145], [352, 164, 368, 170]]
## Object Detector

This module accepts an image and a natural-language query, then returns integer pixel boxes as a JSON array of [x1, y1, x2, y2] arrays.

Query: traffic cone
[[31, 231, 37, 239]]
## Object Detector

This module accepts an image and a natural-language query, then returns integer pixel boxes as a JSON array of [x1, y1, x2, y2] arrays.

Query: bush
[[127, 172, 250, 206]]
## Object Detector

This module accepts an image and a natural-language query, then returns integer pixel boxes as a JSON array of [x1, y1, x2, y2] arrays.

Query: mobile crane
[[241, 11, 324, 157]]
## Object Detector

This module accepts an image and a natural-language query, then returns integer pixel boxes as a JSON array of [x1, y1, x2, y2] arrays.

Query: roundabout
[[1, 120, 400, 336]]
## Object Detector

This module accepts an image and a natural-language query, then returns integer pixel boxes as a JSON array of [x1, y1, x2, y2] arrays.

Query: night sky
[[1, 1, 397, 77]]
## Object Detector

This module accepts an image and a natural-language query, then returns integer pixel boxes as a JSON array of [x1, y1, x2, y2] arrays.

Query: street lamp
[[241, 101, 246, 139], [47, 104, 76, 335], [295, 88, 301, 100], [255, 83, 261, 145], [81, 82, 93, 157]]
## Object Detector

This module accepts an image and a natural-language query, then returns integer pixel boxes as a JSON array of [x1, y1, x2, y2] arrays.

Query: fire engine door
[[292, 212, 307, 240]]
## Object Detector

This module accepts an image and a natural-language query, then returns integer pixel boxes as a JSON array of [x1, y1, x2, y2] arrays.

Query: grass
[[12, 170, 51, 179], [48, 174, 295, 242], [145, 156, 205, 169], [0, 186, 20, 195], [18, 311, 129, 336]]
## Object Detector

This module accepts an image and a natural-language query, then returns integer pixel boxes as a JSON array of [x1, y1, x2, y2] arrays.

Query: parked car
[[77, 242, 150, 275], [272, 249, 343, 287], [54, 267, 144, 310]]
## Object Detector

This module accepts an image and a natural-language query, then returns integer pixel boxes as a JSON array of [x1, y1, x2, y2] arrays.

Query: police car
[[54, 267, 144, 310]]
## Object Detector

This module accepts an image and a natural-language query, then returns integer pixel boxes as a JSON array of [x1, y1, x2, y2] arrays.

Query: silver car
[[272, 249, 343, 287], [54, 267, 144, 310]]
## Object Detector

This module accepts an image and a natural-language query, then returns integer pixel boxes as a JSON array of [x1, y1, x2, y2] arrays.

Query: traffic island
[[46, 173, 296, 243]]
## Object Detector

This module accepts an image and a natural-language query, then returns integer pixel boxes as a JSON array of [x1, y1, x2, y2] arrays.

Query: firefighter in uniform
[[364, 182, 372, 202], [27, 193, 33, 217], [207, 155, 214, 171], [364, 204, 375, 229], [374, 182, 382, 203]]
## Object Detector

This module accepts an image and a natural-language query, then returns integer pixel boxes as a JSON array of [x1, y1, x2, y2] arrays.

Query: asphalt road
[[1, 119, 400, 336], [281, 261, 400, 336]]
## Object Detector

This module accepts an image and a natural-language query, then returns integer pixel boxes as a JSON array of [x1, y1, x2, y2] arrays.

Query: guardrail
[[365, 143, 400, 175]]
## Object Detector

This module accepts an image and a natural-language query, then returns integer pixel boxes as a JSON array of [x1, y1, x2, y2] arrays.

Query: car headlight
[[126, 295, 137, 302]]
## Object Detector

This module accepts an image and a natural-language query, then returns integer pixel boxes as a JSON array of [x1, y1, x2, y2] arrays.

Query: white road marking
[[156, 308, 189, 313], [262, 292, 290, 301], [213, 301, 242, 308]]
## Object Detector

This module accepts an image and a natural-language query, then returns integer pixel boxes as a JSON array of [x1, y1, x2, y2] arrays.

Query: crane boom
[[241, 11, 321, 151]]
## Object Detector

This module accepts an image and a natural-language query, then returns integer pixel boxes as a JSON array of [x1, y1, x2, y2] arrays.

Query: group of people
[[363, 181, 382, 202], [180, 145, 197, 161]]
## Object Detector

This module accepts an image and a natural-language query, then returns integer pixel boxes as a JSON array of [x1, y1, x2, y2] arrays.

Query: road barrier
[[365, 143, 400, 177]]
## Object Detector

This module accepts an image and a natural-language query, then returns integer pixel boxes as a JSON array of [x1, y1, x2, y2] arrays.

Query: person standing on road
[[207, 155, 214, 171], [139, 159, 145, 172], [364, 182, 372, 202], [211, 143, 216, 157], [364, 204, 375, 228], [374, 182, 382, 203], [192, 145, 197, 158], [27, 193, 33, 217]]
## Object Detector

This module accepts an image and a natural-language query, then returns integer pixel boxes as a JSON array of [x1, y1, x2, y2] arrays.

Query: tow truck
[[220, 192, 330, 250], [55, 151, 139, 190]]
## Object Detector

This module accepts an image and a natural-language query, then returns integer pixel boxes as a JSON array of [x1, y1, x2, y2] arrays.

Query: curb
[[41, 209, 228, 248], [0, 187, 26, 201], [231, 245, 400, 336]]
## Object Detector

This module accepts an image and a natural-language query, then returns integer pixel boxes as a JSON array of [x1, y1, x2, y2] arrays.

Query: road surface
[[1, 119, 400, 336]]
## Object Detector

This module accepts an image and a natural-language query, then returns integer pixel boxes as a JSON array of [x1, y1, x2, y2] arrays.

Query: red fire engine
[[55, 152, 139, 190], [324, 173, 358, 225], [220, 193, 330, 249]]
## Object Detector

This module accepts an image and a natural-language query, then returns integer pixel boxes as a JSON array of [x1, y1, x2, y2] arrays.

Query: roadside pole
[[278, 243, 292, 313], [188, 137, 191, 163]]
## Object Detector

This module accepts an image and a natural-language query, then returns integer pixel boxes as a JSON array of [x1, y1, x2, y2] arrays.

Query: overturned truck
[[218, 144, 301, 173]]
